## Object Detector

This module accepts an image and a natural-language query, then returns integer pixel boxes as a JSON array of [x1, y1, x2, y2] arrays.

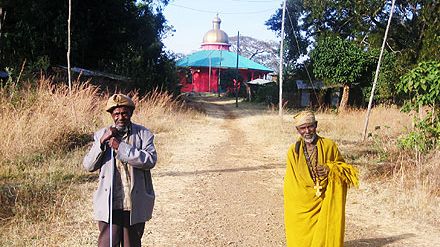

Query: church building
[[176, 15, 273, 93]]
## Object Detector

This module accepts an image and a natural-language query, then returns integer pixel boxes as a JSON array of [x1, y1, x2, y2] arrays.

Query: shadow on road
[[155, 163, 284, 177], [345, 233, 416, 247]]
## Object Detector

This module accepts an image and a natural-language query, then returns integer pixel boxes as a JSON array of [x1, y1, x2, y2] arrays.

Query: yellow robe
[[284, 136, 359, 247]]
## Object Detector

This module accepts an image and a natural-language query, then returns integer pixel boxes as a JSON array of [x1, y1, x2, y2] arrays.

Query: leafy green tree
[[397, 60, 440, 113], [0, 0, 68, 68], [0, 0, 177, 93], [265, 0, 308, 68], [397, 60, 440, 151], [266, 0, 440, 105], [310, 36, 375, 111]]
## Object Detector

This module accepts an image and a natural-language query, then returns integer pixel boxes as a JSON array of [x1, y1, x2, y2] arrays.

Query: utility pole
[[235, 31, 240, 107], [279, 0, 286, 117]]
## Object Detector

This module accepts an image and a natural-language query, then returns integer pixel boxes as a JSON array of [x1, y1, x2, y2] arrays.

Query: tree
[[266, 0, 440, 106], [229, 36, 279, 72], [0, 0, 68, 69], [265, 0, 308, 68], [310, 36, 375, 111], [0, 0, 177, 93], [397, 60, 440, 151], [411, 1, 440, 62], [397, 60, 440, 116], [0, 7, 5, 44]]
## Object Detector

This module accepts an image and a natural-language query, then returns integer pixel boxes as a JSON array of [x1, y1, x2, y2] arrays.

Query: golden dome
[[202, 15, 229, 45]]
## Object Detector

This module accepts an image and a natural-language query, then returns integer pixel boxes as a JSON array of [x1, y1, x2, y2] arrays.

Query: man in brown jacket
[[83, 94, 157, 247]]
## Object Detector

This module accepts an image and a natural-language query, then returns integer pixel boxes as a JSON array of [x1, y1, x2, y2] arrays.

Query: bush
[[398, 115, 440, 152], [255, 83, 278, 104], [397, 60, 440, 152]]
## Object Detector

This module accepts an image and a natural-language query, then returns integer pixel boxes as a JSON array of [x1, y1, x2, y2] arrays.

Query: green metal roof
[[176, 50, 273, 72]]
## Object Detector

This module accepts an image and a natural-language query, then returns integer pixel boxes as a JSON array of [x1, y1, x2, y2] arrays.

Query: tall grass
[[0, 77, 197, 245], [1, 77, 100, 164], [277, 107, 439, 226], [134, 88, 196, 133], [320, 108, 438, 225], [0, 82, 438, 245]]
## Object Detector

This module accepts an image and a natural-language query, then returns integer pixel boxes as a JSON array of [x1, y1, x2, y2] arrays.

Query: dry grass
[[134, 88, 200, 133], [1, 78, 100, 163], [0, 82, 438, 245], [251, 105, 439, 227], [317, 106, 412, 142], [0, 78, 200, 246]]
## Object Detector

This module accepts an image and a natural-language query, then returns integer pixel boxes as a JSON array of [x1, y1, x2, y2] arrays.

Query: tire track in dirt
[[144, 96, 440, 247], [144, 97, 285, 246], [187, 100, 285, 247]]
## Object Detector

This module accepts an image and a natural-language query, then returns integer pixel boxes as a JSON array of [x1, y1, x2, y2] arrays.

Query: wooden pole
[[67, 0, 72, 94], [362, 0, 395, 141], [279, 0, 286, 117]]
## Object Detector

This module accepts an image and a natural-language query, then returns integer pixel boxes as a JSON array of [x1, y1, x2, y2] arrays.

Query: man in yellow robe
[[284, 110, 358, 247]]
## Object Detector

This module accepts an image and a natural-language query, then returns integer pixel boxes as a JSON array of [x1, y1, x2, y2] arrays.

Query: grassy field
[[0, 79, 438, 245], [0, 78, 199, 245]]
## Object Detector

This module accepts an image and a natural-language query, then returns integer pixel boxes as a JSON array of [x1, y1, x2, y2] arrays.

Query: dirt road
[[139, 97, 439, 246], [144, 97, 285, 246]]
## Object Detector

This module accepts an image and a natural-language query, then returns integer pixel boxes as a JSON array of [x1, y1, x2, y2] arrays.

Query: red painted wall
[[179, 68, 219, 93], [179, 67, 268, 93]]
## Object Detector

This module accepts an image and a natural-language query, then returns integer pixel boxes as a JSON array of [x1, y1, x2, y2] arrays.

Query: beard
[[114, 122, 130, 134], [303, 133, 317, 144], [116, 125, 129, 133]]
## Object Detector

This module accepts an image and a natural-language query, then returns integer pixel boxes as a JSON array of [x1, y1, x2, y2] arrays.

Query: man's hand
[[108, 137, 120, 150], [100, 127, 118, 144], [317, 164, 329, 178]]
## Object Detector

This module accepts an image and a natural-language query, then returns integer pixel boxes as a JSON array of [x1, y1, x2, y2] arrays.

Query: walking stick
[[109, 148, 115, 247]]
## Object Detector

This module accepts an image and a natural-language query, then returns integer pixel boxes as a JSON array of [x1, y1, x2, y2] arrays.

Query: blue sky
[[162, 0, 283, 54]]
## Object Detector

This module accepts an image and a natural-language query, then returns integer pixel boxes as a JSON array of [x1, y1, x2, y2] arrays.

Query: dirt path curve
[[142, 97, 439, 247]]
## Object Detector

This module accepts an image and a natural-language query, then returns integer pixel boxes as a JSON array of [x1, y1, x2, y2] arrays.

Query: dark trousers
[[98, 210, 145, 247]]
